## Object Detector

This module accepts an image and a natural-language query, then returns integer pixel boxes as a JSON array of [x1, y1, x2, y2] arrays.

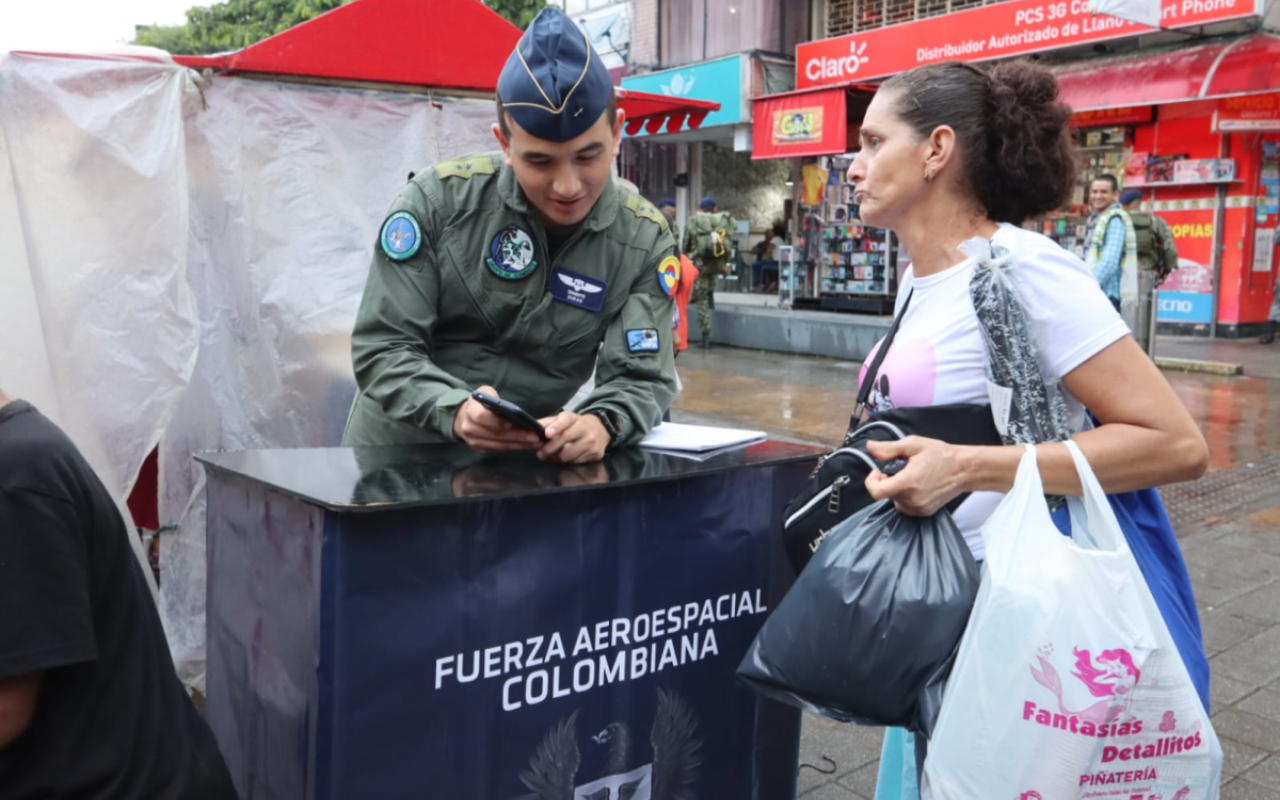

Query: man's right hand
[[452, 386, 544, 454]]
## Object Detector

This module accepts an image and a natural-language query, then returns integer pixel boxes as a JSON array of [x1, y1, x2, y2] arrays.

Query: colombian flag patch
[[657, 255, 680, 297]]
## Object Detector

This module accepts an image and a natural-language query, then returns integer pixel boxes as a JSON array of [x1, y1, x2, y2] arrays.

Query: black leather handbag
[[781, 293, 1004, 574]]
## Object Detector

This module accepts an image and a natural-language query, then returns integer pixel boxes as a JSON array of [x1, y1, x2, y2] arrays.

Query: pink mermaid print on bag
[[1072, 647, 1141, 700], [1029, 644, 1141, 723]]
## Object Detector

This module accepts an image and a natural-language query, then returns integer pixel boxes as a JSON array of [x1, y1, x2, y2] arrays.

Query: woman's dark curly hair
[[880, 60, 1076, 224]]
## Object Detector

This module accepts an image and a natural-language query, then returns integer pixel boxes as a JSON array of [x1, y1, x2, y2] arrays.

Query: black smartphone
[[470, 392, 547, 440]]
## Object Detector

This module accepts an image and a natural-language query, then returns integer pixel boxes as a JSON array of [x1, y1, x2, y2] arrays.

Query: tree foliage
[[481, 0, 550, 30], [132, 23, 199, 54], [132, 0, 548, 56], [133, 0, 350, 55]]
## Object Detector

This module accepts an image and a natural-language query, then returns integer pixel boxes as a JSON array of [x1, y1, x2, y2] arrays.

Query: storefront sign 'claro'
[[797, 0, 1259, 87]]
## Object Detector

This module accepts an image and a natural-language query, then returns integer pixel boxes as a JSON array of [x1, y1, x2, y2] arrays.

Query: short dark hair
[[879, 60, 1076, 224], [496, 93, 618, 141], [1091, 173, 1119, 192]]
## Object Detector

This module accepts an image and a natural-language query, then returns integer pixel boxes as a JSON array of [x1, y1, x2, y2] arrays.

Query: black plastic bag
[[782, 403, 1000, 574], [738, 499, 979, 739]]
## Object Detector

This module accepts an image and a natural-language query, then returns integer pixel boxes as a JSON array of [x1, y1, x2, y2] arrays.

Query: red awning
[[170, 0, 720, 132], [750, 82, 875, 160], [616, 88, 720, 136], [174, 0, 521, 93], [1056, 34, 1280, 113], [1203, 34, 1280, 98]]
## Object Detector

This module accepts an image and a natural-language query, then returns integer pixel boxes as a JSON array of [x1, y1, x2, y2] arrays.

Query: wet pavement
[[675, 341, 1280, 473], [669, 343, 1280, 800]]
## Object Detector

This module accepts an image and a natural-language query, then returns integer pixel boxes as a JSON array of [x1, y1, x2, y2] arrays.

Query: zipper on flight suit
[[543, 224, 601, 347], [442, 224, 499, 335], [538, 223, 592, 292], [512, 219, 592, 339]]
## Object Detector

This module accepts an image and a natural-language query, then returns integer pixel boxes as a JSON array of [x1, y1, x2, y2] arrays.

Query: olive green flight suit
[[343, 152, 678, 446]]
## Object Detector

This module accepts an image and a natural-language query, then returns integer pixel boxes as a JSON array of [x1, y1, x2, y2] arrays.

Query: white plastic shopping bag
[[922, 442, 1222, 800]]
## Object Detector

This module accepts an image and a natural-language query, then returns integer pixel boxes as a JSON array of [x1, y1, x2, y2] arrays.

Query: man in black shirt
[[0, 389, 237, 799]]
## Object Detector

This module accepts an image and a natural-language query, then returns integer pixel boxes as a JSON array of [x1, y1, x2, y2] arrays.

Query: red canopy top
[[171, 0, 718, 132], [174, 0, 520, 93], [1055, 34, 1280, 112], [616, 87, 720, 135]]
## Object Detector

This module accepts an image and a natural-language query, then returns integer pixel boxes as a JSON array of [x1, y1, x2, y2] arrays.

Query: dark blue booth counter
[[197, 440, 823, 800]]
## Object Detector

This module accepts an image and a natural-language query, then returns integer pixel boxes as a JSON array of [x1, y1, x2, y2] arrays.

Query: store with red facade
[[764, 0, 1279, 335], [1054, 36, 1280, 336]]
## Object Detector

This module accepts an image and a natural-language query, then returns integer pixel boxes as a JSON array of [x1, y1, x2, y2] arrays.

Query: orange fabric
[[674, 254, 699, 352]]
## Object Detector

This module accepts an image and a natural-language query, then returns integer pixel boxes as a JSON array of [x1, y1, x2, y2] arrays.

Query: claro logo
[[805, 41, 870, 82], [1160, 298, 1196, 313]]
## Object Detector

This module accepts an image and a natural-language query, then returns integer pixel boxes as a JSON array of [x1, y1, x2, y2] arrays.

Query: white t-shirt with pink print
[[859, 223, 1130, 560]]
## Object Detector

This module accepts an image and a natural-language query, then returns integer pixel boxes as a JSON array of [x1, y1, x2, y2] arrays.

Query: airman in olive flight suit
[[342, 7, 679, 464]]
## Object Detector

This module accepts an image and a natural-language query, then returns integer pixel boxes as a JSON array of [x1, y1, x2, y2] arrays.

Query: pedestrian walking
[[1119, 187, 1178, 353], [1086, 175, 1138, 322], [683, 197, 733, 349]]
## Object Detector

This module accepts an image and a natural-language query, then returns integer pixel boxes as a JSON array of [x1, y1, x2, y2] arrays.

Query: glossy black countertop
[[196, 440, 827, 512]]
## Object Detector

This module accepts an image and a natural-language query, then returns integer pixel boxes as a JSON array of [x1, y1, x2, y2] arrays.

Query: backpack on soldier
[[1152, 214, 1180, 282], [1130, 211, 1179, 281], [686, 211, 733, 263], [1129, 211, 1160, 273]]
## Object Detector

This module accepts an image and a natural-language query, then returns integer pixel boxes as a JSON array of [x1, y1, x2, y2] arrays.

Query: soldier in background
[[683, 196, 734, 349], [1119, 187, 1178, 354], [658, 198, 680, 256]]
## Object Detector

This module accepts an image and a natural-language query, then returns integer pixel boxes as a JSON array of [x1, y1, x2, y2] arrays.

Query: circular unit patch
[[380, 211, 422, 261], [485, 225, 539, 280]]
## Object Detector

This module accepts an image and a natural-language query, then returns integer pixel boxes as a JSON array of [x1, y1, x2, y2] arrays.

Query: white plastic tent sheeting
[[0, 51, 201, 596], [0, 49, 497, 688]]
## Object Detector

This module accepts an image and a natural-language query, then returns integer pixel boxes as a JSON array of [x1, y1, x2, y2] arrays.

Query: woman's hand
[[864, 437, 969, 517]]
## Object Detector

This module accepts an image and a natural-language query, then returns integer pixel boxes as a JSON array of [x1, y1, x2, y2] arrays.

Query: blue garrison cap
[[497, 7, 614, 143], [1119, 188, 1143, 206], [700, 196, 717, 210], [658, 197, 676, 209]]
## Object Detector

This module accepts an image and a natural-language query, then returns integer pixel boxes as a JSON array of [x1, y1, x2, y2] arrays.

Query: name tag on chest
[[550, 266, 607, 313]]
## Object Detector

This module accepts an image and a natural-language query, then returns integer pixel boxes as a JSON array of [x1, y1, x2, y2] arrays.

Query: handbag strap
[[853, 290, 913, 419]]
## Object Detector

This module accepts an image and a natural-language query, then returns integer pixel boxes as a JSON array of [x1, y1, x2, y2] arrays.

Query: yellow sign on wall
[[772, 107, 824, 145]]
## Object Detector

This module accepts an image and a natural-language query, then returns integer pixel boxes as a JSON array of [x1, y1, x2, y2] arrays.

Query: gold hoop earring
[[924, 171, 935, 184]]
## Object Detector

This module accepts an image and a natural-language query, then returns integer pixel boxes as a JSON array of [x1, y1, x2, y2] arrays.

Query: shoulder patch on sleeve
[[657, 255, 680, 296], [380, 211, 423, 261], [434, 155, 497, 180], [626, 328, 661, 353], [623, 191, 665, 227]]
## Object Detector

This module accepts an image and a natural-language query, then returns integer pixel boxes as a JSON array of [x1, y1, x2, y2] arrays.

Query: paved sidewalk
[[715, 293, 1280, 379], [1156, 336, 1280, 381]]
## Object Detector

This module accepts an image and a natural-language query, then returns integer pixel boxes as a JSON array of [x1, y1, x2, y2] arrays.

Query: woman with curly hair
[[844, 60, 1208, 798]]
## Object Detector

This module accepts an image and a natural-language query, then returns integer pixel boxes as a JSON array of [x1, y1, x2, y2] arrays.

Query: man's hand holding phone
[[536, 411, 610, 464], [453, 387, 546, 454]]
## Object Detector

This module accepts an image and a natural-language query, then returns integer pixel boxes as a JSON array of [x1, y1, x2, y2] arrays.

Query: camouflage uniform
[[683, 210, 733, 345]]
